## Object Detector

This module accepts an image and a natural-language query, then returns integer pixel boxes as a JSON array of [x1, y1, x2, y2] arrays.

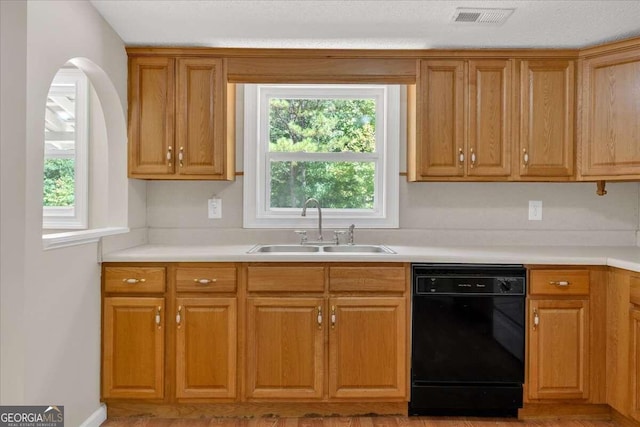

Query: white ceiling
[[90, 0, 640, 50]]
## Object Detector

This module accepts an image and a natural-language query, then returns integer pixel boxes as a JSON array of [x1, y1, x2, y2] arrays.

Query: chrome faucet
[[301, 198, 323, 242], [348, 224, 355, 245]]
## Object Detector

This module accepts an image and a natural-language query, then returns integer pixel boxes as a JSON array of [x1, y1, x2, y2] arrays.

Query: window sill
[[42, 227, 129, 250]]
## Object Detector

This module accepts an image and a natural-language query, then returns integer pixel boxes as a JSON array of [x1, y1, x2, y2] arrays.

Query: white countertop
[[102, 244, 640, 273]]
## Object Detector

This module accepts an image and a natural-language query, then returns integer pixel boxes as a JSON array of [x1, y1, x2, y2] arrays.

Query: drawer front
[[175, 267, 237, 293], [329, 266, 406, 292], [104, 267, 166, 293], [529, 269, 590, 296], [247, 266, 325, 292]]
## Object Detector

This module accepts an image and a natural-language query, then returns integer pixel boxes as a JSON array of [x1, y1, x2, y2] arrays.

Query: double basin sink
[[248, 244, 395, 254]]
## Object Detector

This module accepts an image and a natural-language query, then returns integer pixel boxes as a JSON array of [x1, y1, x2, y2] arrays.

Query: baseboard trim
[[79, 404, 107, 427], [518, 403, 610, 420], [105, 401, 407, 418], [611, 408, 640, 426]]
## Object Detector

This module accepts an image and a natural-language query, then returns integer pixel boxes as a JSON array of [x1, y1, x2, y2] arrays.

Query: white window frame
[[243, 84, 399, 229], [43, 68, 88, 230]]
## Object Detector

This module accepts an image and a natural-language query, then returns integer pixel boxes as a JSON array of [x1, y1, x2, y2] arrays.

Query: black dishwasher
[[409, 264, 526, 417]]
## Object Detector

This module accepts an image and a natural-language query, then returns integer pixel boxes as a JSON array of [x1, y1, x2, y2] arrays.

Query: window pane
[[269, 98, 376, 154], [43, 158, 75, 207], [270, 161, 375, 209]]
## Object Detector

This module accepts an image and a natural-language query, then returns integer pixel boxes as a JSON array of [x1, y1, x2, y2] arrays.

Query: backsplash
[[145, 179, 640, 246]]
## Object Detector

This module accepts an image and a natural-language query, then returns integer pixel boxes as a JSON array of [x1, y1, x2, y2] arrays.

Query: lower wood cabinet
[[528, 298, 589, 400], [246, 297, 324, 399], [102, 297, 165, 399], [329, 297, 406, 399], [176, 297, 237, 399], [629, 307, 640, 422]]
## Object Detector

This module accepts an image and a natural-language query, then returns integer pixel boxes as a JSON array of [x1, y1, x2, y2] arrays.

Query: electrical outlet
[[208, 198, 222, 219], [528, 200, 542, 221]]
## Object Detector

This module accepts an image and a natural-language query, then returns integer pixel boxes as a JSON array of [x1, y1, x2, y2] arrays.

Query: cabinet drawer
[[329, 266, 406, 292], [247, 266, 325, 292], [175, 267, 237, 293], [104, 267, 166, 293], [529, 269, 590, 296]]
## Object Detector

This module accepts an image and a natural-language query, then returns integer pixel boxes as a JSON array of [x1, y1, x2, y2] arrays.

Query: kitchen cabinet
[[128, 56, 234, 180], [527, 269, 590, 400], [246, 297, 325, 399], [629, 306, 640, 422], [580, 47, 640, 179], [102, 266, 167, 399], [102, 297, 165, 399], [102, 264, 238, 402], [409, 59, 513, 180], [518, 60, 575, 178], [245, 263, 409, 401], [328, 297, 406, 399], [175, 297, 237, 399]]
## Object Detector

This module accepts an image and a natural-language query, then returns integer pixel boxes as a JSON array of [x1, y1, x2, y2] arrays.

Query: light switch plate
[[208, 198, 222, 219], [528, 200, 542, 221]]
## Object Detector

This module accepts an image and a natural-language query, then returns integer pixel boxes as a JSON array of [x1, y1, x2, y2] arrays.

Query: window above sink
[[242, 84, 400, 229]]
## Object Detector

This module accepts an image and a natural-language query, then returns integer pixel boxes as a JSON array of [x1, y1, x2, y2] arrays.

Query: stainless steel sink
[[322, 244, 395, 254], [248, 244, 320, 253], [248, 244, 394, 254]]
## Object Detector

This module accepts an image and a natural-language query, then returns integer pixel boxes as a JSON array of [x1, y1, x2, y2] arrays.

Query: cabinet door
[[329, 297, 407, 399], [176, 58, 227, 177], [175, 297, 236, 399], [129, 56, 175, 176], [581, 49, 640, 177], [412, 60, 465, 179], [468, 59, 512, 177], [246, 297, 324, 399], [630, 307, 640, 421], [519, 60, 575, 178], [102, 297, 164, 399], [528, 299, 589, 400]]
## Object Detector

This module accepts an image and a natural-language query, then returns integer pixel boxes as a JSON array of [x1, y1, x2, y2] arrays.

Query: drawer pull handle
[[533, 308, 539, 330], [123, 278, 146, 284], [550, 281, 570, 287], [458, 148, 464, 166], [176, 306, 182, 326], [317, 306, 322, 328], [193, 278, 216, 285]]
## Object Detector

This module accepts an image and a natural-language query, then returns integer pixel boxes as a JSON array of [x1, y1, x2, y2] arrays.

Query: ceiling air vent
[[452, 8, 515, 25]]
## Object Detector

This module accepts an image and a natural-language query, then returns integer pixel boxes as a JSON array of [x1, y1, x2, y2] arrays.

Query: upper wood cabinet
[[128, 56, 234, 180], [580, 48, 640, 179], [518, 60, 575, 178], [409, 59, 513, 180]]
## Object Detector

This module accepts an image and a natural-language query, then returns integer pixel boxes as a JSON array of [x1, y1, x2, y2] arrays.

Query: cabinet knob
[[523, 148, 529, 167], [317, 306, 323, 328], [179, 147, 184, 168], [470, 148, 476, 168], [167, 146, 172, 167], [155, 307, 162, 327], [533, 308, 539, 330], [458, 148, 464, 166]]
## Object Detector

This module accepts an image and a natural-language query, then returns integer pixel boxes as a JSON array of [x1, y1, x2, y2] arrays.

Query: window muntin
[[244, 84, 399, 229], [43, 67, 88, 229]]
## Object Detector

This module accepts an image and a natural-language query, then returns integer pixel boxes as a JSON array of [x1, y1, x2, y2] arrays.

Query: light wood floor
[[101, 416, 623, 427]]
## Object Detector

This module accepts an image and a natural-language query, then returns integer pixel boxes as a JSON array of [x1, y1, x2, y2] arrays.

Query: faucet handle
[[333, 230, 347, 245], [348, 224, 355, 244], [294, 230, 308, 244]]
